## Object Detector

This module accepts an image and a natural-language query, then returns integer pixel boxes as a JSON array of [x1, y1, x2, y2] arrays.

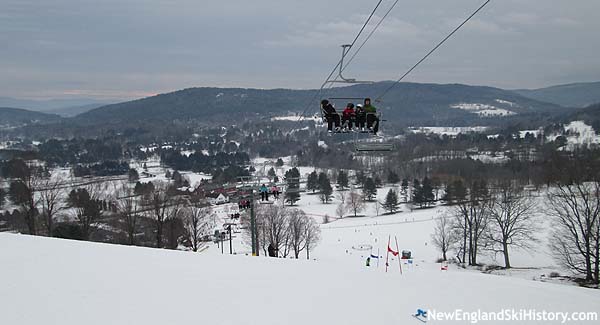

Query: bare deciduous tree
[[304, 217, 321, 260], [288, 209, 308, 259], [346, 190, 365, 217], [144, 181, 171, 248], [242, 204, 321, 259], [39, 175, 65, 237], [183, 202, 213, 252], [546, 182, 600, 284], [114, 183, 141, 245], [453, 180, 490, 266], [335, 202, 346, 219], [487, 183, 538, 268], [431, 215, 456, 261], [8, 161, 42, 235], [252, 204, 289, 256], [69, 183, 105, 241]]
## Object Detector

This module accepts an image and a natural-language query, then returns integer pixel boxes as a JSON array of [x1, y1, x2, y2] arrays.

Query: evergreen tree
[[421, 177, 435, 207], [143, 162, 148, 171], [355, 171, 366, 188], [317, 172, 329, 191], [319, 180, 333, 203], [374, 175, 383, 188], [165, 170, 172, 178], [307, 171, 319, 193], [442, 182, 455, 204], [128, 168, 139, 182], [382, 189, 400, 214], [316, 172, 333, 203], [387, 170, 400, 184], [363, 177, 377, 201], [0, 186, 5, 209], [284, 168, 301, 205], [275, 158, 284, 167], [337, 170, 349, 190], [454, 179, 467, 202], [412, 179, 423, 207], [431, 176, 442, 200], [400, 178, 409, 202], [267, 167, 276, 181], [172, 170, 184, 187]]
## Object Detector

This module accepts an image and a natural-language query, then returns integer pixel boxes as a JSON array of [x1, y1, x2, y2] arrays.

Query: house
[[207, 192, 229, 205]]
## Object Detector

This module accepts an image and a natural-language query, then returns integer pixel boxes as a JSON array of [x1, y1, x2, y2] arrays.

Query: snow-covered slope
[[2, 232, 599, 325]]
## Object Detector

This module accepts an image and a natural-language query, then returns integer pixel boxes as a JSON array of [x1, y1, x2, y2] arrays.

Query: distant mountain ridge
[[514, 81, 600, 108], [0, 97, 113, 117], [0, 107, 61, 126], [75, 82, 564, 126]]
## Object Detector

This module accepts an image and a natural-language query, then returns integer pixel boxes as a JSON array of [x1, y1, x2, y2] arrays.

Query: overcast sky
[[1, 0, 598, 100]]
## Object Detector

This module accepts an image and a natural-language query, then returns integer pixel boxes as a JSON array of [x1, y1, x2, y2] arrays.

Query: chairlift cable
[[297, 0, 385, 121], [327, 0, 401, 86], [375, 0, 492, 102]]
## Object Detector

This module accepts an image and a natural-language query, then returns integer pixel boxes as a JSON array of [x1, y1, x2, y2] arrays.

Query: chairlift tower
[[238, 176, 260, 256]]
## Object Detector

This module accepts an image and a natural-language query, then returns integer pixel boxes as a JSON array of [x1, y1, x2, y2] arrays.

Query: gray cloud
[[0, 0, 598, 99]]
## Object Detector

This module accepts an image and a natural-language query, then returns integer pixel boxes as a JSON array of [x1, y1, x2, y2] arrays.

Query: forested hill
[[0, 107, 61, 126], [515, 81, 600, 108], [75, 82, 564, 126]]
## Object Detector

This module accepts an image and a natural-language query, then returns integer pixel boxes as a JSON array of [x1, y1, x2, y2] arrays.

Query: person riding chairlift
[[259, 184, 269, 201], [342, 103, 356, 131], [321, 99, 340, 133], [355, 104, 366, 130], [363, 98, 379, 135], [270, 184, 280, 199]]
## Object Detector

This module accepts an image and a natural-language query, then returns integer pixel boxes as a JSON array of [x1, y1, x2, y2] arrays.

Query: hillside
[[0, 107, 61, 126], [0, 96, 112, 115], [2, 232, 599, 325], [515, 81, 600, 108], [76, 82, 563, 126]]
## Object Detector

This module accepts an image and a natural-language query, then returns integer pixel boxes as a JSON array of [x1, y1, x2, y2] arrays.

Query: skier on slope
[[366, 257, 371, 267]]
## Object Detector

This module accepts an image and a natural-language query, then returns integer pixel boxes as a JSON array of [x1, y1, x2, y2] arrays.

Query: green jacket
[[364, 104, 377, 113]]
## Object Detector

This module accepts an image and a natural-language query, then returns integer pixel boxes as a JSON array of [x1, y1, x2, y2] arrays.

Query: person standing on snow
[[268, 243, 277, 257], [366, 257, 371, 267]]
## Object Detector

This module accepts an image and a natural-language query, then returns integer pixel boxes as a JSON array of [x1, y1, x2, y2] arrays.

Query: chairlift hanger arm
[[325, 44, 374, 85]]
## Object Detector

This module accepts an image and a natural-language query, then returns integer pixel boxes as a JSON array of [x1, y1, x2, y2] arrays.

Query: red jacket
[[342, 107, 355, 119]]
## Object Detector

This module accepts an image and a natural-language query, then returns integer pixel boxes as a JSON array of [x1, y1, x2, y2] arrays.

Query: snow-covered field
[[451, 103, 516, 117], [2, 210, 599, 325], [271, 114, 320, 123], [562, 121, 600, 148], [409, 126, 489, 136], [3, 157, 600, 324]]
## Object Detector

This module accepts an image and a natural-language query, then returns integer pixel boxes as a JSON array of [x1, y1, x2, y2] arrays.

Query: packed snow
[[2, 210, 599, 325], [3, 156, 600, 324]]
